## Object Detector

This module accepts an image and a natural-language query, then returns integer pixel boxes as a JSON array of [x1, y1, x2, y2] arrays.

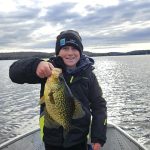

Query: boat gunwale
[[0, 123, 148, 150], [108, 123, 148, 150], [0, 128, 40, 149]]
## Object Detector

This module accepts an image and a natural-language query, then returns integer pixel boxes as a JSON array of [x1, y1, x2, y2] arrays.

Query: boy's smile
[[58, 46, 80, 68]]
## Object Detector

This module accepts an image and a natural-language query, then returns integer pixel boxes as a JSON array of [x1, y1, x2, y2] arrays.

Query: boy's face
[[58, 46, 80, 68]]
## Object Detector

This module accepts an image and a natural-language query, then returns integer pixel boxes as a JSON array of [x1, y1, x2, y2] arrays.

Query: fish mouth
[[52, 68, 62, 77]]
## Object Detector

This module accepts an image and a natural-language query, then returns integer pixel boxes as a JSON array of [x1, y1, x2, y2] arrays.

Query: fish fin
[[72, 99, 85, 119], [39, 96, 45, 105], [48, 92, 55, 104]]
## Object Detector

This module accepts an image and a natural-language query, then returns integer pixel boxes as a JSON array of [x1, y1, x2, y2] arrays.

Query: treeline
[[0, 50, 150, 60], [0, 52, 55, 60]]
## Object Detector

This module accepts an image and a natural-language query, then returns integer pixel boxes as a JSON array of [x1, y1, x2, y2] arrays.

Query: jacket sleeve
[[9, 57, 43, 84], [89, 72, 107, 146]]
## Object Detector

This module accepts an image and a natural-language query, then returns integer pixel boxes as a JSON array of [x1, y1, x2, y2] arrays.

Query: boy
[[9, 30, 107, 150]]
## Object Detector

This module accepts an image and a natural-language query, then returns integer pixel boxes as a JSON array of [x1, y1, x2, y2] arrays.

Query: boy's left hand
[[92, 143, 101, 150]]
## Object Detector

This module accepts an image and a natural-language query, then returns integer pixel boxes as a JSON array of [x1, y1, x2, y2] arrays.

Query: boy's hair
[[55, 30, 83, 55]]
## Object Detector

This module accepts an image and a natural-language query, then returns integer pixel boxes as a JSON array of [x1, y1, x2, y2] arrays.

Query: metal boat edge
[[0, 128, 40, 149], [107, 123, 147, 150], [0, 123, 148, 150]]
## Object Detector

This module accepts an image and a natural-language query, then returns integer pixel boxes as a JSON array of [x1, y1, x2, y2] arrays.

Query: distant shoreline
[[0, 50, 150, 60]]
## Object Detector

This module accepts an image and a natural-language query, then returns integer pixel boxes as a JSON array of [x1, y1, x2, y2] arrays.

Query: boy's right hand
[[36, 61, 54, 78]]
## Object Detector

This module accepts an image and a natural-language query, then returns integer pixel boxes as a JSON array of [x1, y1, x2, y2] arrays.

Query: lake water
[[0, 55, 150, 149]]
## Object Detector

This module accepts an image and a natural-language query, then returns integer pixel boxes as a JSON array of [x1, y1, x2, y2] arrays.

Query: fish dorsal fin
[[72, 99, 85, 119]]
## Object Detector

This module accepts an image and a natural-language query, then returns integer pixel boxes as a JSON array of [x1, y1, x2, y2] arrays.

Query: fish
[[40, 68, 85, 132]]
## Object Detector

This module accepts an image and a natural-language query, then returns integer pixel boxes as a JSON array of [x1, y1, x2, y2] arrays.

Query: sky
[[0, 0, 150, 53]]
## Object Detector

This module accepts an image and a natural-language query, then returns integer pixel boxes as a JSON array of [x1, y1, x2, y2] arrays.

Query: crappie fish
[[40, 68, 85, 131]]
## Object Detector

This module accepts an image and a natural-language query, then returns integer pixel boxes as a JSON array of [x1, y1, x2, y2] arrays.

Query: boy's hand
[[36, 61, 54, 78], [92, 143, 102, 150]]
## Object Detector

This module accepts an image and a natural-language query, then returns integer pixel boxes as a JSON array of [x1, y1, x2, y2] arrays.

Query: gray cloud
[[0, 0, 150, 52], [0, 6, 40, 24], [42, 3, 80, 24], [0, 6, 44, 48], [74, 1, 150, 47]]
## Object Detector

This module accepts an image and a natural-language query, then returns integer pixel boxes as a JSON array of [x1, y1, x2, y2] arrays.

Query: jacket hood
[[50, 54, 94, 75], [66, 54, 94, 75]]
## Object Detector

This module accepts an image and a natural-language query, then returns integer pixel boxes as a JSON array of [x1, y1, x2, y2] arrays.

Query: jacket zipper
[[70, 76, 74, 83]]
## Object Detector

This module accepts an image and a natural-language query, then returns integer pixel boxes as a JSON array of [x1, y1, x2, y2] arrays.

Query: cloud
[[42, 3, 80, 24], [74, 1, 150, 48], [0, 6, 42, 47], [0, 0, 150, 52]]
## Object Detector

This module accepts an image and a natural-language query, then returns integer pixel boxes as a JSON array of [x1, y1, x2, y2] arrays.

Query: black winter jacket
[[9, 55, 107, 147]]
